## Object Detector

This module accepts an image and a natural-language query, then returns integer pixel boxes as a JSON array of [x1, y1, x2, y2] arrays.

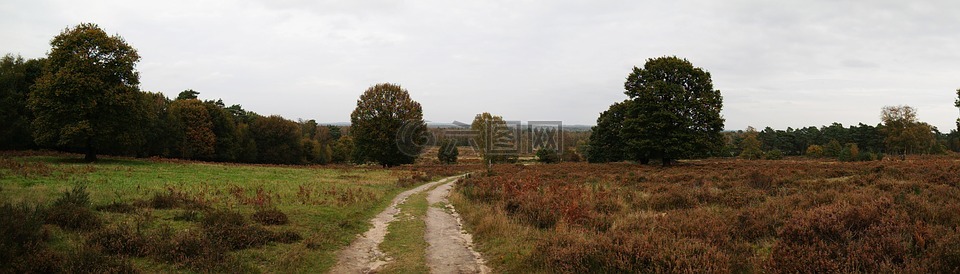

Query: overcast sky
[[3, 0, 960, 130]]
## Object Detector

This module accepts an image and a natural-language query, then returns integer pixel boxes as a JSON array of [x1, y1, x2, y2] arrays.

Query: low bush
[[0, 202, 54, 272], [62, 244, 139, 274], [144, 187, 207, 210], [201, 208, 275, 250], [536, 148, 560, 164], [252, 207, 289, 225], [46, 185, 101, 231], [764, 149, 783, 160], [88, 224, 147, 257], [396, 172, 430, 188], [96, 201, 136, 214], [272, 230, 303, 244]]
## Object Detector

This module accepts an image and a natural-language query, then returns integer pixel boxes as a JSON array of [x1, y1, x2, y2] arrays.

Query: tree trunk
[[661, 158, 672, 167], [85, 138, 97, 162]]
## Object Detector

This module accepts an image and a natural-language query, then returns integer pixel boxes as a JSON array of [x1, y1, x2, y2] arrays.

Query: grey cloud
[[2, 0, 959, 130]]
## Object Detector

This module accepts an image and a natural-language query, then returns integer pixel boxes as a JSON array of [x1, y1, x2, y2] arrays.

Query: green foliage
[[203, 100, 242, 162], [824, 139, 843, 158], [471, 112, 518, 163], [587, 101, 627, 163], [47, 184, 101, 231], [176, 89, 199, 100], [536, 147, 560, 163], [301, 138, 324, 164], [250, 115, 303, 164], [327, 125, 342, 140], [438, 138, 459, 164], [805, 144, 824, 158], [350, 83, 426, 166], [561, 148, 582, 162], [0, 202, 49, 270], [620, 56, 725, 166], [137, 91, 175, 157], [0, 54, 43, 150], [739, 128, 763, 160], [881, 105, 935, 156], [236, 122, 259, 163], [28, 23, 142, 161], [764, 149, 783, 160], [168, 99, 216, 160], [331, 135, 354, 164], [838, 143, 859, 162]]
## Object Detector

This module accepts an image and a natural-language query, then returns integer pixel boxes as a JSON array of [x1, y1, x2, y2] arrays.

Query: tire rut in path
[[329, 175, 463, 274], [424, 177, 491, 274]]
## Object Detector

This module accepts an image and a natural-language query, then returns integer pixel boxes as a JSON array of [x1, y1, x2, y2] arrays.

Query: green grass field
[[0, 153, 422, 273]]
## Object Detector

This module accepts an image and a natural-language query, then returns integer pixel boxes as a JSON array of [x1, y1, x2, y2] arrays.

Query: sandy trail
[[329, 175, 463, 274], [424, 177, 491, 274]]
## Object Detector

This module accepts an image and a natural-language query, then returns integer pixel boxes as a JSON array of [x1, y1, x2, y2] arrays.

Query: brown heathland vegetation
[[453, 157, 960, 273]]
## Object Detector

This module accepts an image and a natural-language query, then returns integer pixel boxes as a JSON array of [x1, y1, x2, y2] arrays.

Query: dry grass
[[456, 156, 960, 273]]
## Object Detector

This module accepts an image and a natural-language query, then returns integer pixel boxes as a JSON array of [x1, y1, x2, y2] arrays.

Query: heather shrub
[[456, 159, 960, 272], [252, 207, 289, 225], [764, 149, 783, 160], [62, 244, 139, 274], [47, 184, 101, 231], [0, 202, 55, 272], [201, 208, 279, 250], [930, 228, 960, 273], [768, 197, 916, 273], [88, 224, 147, 257], [145, 186, 208, 210], [156, 227, 238, 271], [646, 184, 697, 211], [396, 172, 430, 188], [536, 227, 732, 273], [95, 201, 136, 213], [536, 147, 560, 164], [173, 209, 201, 222], [272, 230, 304, 244]]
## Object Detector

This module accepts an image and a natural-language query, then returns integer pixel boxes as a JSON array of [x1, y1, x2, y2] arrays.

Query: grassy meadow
[[453, 157, 960, 273], [0, 151, 437, 273]]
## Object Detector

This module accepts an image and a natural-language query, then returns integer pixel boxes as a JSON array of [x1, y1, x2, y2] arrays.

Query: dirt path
[[424, 177, 491, 274], [329, 175, 463, 274]]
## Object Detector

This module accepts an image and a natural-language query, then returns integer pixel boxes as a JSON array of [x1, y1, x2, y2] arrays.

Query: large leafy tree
[[0, 54, 44, 149], [471, 112, 517, 164], [739, 127, 763, 160], [350, 83, 426, 166], [880, 105, 934, 156], [28, 23, 141, 161], [136, 91, 175, 157], [620, 56, 725, 166], [587, 100, 628, 163], [250, 115, 303, 164], [203, 99, 241, 162], [168, 99, 216, 160]]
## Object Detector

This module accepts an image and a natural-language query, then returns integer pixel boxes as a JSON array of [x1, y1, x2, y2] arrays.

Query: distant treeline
[[0, 55, 354, 165], [723, 122, 960, 158]]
